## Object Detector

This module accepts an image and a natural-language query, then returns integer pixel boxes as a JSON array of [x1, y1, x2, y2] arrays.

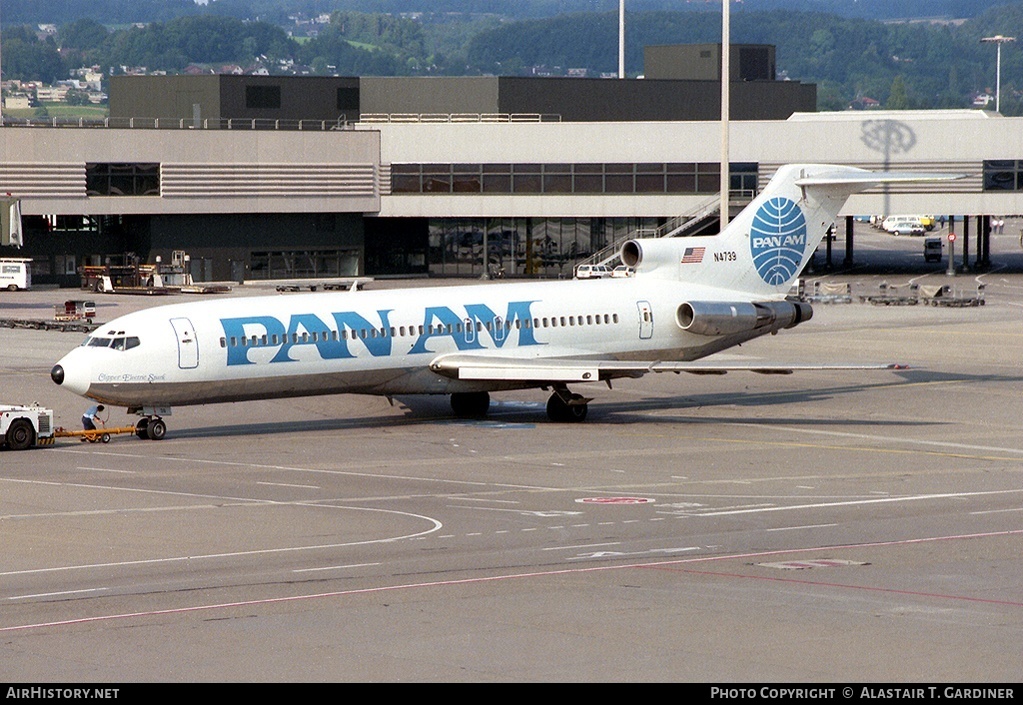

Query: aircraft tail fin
[[621, 164, 965, 297]]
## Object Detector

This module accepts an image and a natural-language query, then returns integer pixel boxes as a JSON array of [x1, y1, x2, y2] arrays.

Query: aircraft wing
[[428, 353, 904, 383]]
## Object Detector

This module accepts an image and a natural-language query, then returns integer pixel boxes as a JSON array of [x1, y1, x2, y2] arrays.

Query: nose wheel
[[135, 416, 167, 440]]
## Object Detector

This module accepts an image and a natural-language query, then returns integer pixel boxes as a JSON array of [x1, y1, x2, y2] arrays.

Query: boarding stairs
[[579, 193, 728, 269]]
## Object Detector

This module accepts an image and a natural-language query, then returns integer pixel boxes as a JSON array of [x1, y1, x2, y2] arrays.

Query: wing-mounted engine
[[676, 300, 813, 337]]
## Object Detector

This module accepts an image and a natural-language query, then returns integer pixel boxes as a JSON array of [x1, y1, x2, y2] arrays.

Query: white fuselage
[[53, 276, 771, 409], [56, 164, 943, 413]]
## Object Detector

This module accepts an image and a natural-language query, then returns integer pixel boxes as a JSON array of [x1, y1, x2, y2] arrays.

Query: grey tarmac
[[1, 247, 1021, 681]]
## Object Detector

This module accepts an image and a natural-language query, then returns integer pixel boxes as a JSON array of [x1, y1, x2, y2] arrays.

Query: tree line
[[0, 0, 1013, 24], [466, 5, 1023, 113], [3, 4, 1023, 114]]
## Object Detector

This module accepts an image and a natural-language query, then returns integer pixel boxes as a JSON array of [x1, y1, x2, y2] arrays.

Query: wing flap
[[430, 353, 903, 383], [430, 355, 604, 382], [455, 363, 600, 382]]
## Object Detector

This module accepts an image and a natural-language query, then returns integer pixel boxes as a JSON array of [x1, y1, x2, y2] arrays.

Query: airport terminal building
[[2, 53, 1022, 286]]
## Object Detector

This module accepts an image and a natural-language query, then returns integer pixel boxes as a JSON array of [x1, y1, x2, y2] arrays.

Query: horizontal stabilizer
[[795, 171, 966, 187], [795, 169, 968, 200]]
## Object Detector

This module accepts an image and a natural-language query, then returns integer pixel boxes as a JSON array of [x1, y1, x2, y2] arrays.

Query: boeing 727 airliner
[[50, 164, 960, 439]]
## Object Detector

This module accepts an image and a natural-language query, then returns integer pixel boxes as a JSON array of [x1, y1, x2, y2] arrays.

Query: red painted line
[[3, 528, 1021, 633]]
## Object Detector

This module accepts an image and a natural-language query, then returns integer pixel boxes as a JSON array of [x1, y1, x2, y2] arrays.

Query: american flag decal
[[681, 247, 705, 264]]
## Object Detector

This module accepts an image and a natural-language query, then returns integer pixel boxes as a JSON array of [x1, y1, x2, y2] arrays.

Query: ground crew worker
[[82, 404, 105, 439]]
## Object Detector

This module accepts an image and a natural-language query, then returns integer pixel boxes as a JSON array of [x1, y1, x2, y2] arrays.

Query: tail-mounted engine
[[676, 300, 813, 337], [620, 239, 683, 275]]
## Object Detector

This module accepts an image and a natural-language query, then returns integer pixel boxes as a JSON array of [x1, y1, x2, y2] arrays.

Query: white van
[[574, 264, 612, 279], [0, 258, 32, 291], [881, 215, 926, 236]]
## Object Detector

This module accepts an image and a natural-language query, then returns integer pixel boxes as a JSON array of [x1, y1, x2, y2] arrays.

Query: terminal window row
[[78, 161, 760, 198], [249, 250, 360, 280], [983, 160, 1023, 191], [86, 163, 160, 197], [392, 162, 758, 195], [219, 312, 621, 348]]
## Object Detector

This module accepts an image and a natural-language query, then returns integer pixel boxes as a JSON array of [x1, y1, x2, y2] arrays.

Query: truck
[[0, 404, 55, 450], [924, 237, 943, 263], [0, 258, 32, 291]]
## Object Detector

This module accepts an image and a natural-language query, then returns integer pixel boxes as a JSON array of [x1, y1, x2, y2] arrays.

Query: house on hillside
[[849, 96, 880, 110]]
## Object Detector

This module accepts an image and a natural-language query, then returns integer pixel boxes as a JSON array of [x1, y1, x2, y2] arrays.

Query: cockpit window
[[83, 335, 140, 350]]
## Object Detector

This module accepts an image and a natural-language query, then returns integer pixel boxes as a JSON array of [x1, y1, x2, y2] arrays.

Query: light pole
[[981, 35, 1015, 114], [618, 0, 625, 79], [1, 1, 4, 125], [720, 0, 730, 229]]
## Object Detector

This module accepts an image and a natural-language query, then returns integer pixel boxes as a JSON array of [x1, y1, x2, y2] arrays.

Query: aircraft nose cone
[[51, 350, 92, 397]]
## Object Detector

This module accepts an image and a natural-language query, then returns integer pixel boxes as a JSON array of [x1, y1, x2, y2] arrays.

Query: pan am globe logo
[[749, 197, 809, 285]]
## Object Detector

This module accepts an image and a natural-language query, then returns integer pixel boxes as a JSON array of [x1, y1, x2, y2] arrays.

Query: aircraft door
[[637, 301, 653, 339], [170, 317, 199, 369]]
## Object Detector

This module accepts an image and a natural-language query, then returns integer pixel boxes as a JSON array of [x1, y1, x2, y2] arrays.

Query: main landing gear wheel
[[450, 391, 490, 418], [135, 416, 166, 440], [546, 392, 589, 423], [146, 418, 167, 440]]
